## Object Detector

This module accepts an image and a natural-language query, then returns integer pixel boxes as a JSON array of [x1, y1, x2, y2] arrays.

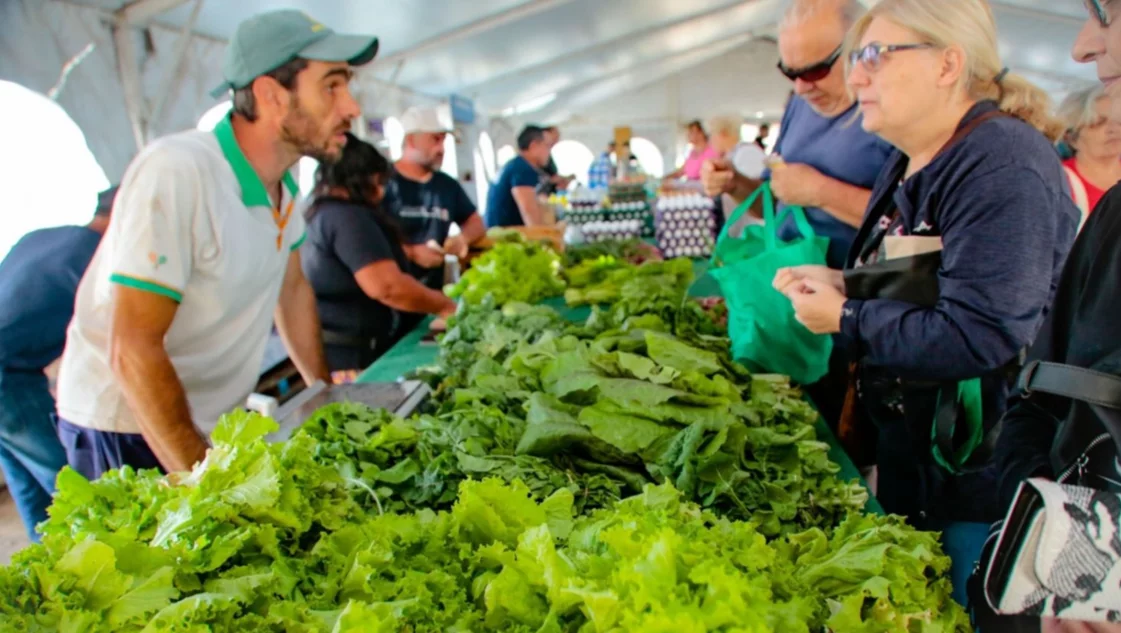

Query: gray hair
[[1057, 85, 1107, 138], [706, 115, 743, 139], [780, 0, 867, 31]]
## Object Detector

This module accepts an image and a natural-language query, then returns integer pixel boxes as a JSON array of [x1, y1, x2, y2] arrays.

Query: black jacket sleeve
[[994, 186, 1121, 510]]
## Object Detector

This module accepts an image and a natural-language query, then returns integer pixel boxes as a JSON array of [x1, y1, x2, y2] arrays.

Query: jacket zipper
[[1057, 433, 1112, 483]]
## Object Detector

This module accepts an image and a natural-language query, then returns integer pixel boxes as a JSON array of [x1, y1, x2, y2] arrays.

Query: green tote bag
[[709, 182, 834, 385]]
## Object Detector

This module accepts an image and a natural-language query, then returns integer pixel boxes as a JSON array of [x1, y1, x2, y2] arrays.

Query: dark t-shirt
[[486, 155, 542, 227], [538, 157, 559, 195], [383, 170, 477, 245], [0, 226, 100, 371], [300, 198, 407, 371], [765, 97, 895, 268]]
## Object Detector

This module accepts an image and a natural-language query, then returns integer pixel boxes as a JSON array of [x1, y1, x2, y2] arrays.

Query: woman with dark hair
[[301, 133, 456, 381]]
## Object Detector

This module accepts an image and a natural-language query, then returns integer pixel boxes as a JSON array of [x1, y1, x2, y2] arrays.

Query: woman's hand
[[785, 278, 847, 334], [406, 242, 446, 269], [774, 265, 844, 295]]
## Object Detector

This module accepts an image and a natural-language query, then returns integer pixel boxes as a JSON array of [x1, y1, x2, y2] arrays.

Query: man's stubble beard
[[281, 97, 343, 164]]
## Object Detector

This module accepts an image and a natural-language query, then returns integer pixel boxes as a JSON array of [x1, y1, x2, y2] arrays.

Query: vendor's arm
[[354, 261, 456, 316], [103, 145, 209, 473], [839, 168, 1075, 382], [443, 184, 486, 258], [328, 204, 456, 317], [109, 287, 206, 472], [513, 186, 548, 226], [274, 250, 330, 386]]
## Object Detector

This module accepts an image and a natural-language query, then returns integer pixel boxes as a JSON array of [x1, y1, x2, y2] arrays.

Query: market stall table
[[355, 259, 880, 513]]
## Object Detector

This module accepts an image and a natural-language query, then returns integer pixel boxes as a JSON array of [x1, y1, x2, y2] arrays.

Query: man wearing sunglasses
[[703, 0, 893, 270]]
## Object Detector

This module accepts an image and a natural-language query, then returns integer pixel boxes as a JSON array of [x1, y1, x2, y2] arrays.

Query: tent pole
[[112, 22, 149, 151], [149, 0, 205, 137], [118, 0, 193, 26]]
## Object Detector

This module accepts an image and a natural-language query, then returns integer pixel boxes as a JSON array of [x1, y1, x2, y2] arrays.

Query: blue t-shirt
[[768, 97, 895, 268], [0, 226, 101, 371], [485, 155, 542, 227]]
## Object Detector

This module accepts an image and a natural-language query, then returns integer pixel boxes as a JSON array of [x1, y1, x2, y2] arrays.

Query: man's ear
[[252, 76, 289, 118]]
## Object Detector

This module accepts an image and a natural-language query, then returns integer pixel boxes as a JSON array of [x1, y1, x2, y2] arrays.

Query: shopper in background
[[708, 114, 766, 180], [0, 187, 115, 540], [702, 0, 894, 270], [384, 106, 486, 293], [776, 0, 1076, 528], [538, 126, 575, 195], [667, 120, 719, 181], [588, 140, 615, 189], [485, 125, 554, 227], [1056, 85, 1121, 227], [754, 123, 772, 151], [303, 134, 456, 380], [55, 9, 367, 480]]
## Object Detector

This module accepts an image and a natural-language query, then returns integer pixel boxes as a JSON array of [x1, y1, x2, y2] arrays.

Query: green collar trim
[[213, 115, 299, 207]]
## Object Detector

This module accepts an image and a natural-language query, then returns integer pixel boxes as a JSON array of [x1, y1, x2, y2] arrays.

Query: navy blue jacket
[[840, 102, 1078, 399]]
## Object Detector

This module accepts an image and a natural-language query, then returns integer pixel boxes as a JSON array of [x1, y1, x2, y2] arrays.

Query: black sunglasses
[[777, 45, 842, 82]]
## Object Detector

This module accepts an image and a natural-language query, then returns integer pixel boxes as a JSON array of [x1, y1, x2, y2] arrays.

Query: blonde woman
[[774, 0, 1079, 527], [1057, 86, 1121, 225], [707, 115, 766, 179]]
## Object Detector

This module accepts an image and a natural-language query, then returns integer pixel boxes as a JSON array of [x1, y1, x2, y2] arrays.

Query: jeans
[[56, 418, 162, 481], [0, 371, 67, 542]]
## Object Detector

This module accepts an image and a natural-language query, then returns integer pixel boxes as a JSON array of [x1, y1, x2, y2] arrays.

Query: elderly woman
[[1057, 86, 1121, 226], [775, 0, 1079, 527], [666, 120, 719, 181]]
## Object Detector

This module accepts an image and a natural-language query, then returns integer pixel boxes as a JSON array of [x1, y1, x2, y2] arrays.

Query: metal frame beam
[[118, 0, 193, 25], [461, 0, 758, 94], [373, 0, 578, 68], [540, 34, 764, 124], [989, 2, 1086, 27]]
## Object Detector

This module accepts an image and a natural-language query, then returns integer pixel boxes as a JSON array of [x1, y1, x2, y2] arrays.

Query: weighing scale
[[261, 380, 431, 442]]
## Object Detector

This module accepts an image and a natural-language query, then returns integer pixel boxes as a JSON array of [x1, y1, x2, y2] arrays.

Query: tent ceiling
[[65, 0, 1095, 121]]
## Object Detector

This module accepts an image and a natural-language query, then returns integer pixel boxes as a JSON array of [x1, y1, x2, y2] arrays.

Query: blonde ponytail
[[978, 72, 1066, 142]]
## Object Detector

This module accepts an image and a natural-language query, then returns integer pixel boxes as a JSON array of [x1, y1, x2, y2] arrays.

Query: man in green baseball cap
[[55, 10, 379, 480]]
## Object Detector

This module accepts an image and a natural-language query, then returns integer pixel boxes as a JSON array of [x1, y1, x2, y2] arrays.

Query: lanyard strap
[[272, 198, 294, 251]]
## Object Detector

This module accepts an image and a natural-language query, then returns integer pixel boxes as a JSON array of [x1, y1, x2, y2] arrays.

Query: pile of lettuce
[[446, 231, 566, 306], [0, 412, 969, 632]]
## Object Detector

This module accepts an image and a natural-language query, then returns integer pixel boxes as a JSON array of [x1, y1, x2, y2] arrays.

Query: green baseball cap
[[210, 9, 379, 98]]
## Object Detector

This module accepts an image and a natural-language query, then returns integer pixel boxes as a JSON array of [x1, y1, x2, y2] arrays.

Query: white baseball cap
[[399, 106, 453, 135]]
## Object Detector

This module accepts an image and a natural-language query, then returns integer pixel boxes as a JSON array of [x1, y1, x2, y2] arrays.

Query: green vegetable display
[[0, 248, 972, 631], [0, 413, 968, 632], [446, 231, 565, 306]]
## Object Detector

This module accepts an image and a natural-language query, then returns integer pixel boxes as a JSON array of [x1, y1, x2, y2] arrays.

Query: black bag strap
[[1018, 360, 1121, 410]]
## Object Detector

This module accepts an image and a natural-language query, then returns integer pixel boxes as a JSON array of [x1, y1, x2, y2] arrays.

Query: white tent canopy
[[0, 0, 1099, 185]]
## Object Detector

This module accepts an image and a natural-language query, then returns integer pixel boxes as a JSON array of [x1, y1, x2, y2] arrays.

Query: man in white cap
[[55, 9, 379, 479], [383, 106, 486, 292]]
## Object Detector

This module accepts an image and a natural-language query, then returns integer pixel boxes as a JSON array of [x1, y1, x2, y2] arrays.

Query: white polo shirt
[[57, 115, 306, 436]]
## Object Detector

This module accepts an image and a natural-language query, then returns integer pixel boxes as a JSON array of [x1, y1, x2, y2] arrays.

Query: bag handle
[[1018, 361, 1121, 409], [717, 182, 772, 245], [770, 204, 814, 249], [932, 379, 1000, 474]]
